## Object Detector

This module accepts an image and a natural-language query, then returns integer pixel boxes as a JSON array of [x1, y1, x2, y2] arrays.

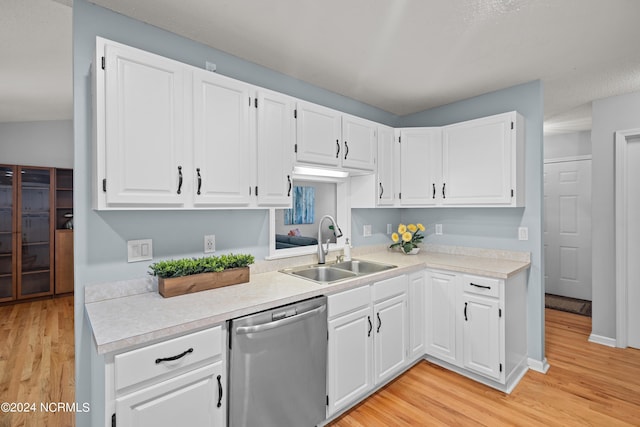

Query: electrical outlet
[[435, 224, 443, 235], [204, 235, 216, 253], [387, 224, 392, 234], [518, 227, 529, 241], [128, 239, 152, 263], [363, 225, 372, 237]]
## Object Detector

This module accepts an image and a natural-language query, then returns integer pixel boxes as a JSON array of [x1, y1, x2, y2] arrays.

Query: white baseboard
[[588, 333, 617, 347], [527, 357, 550, 373]]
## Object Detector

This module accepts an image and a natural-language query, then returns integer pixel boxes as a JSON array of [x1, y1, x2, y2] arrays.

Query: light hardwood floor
[[330, 309, 640, 426], [0, 296, 74, 427]]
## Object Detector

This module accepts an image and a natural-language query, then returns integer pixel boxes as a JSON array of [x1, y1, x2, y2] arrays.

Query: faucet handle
[[336, 254, 345, 263]]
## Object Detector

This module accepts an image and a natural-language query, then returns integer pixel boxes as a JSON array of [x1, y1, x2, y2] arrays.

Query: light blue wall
[[0, 120, 73, 168], [397, 80, 545, 363], [73, 1, 399, 425]]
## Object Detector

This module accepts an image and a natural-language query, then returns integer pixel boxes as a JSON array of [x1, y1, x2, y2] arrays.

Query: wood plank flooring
[[329, 309, 640, 426], [0, 296, 74, 427]]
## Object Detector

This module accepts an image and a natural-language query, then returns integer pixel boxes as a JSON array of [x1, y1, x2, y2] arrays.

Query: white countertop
[[85, 246, 530, 355]]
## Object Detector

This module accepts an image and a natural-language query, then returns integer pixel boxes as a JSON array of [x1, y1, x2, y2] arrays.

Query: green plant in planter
[[149, 253, 255, 279]]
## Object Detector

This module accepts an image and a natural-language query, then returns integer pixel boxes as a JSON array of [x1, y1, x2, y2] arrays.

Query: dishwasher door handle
[[235, 305, 326, 335]]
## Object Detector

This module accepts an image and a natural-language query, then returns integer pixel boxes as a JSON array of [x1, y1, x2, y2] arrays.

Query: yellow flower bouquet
[[390, 223, 425, 254]]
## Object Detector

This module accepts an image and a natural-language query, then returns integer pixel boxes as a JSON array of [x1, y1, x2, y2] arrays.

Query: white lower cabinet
[[425, 269, 528, 392], [108, 324, 227, 427], [327, 275, 409, 417], [408, 270, 426, 360]]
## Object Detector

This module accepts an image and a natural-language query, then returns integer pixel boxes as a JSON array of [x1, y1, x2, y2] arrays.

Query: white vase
[[405, 247, 420, 255]]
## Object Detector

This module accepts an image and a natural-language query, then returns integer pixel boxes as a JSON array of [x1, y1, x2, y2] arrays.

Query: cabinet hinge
[[111, 413, 116, 427], [294, 143, 298, 153], [249, 97, 251, 106], [294, 109, 297, 119], [500, 363, 503, 373], [102, 178, 107, 192], [499, 308, 502, 317], [249, 186, 251, 196], [254, 98, 258, 108], [511, 189, 514, 198], [511, 121, 514, 130], [326, 395, 329, 406], [101, 56, 105, 70]]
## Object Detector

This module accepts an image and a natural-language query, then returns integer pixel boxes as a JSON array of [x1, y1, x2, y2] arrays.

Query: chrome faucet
[[317, 215, 343, 264]]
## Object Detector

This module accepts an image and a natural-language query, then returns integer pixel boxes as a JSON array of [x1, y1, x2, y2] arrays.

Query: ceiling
[[3, 0, 640, 134]]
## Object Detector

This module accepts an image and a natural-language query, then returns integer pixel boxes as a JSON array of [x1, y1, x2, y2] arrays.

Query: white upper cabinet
[[399, 128, 442, 206], [295, 101, 342, 167], [295, 101, 377, 171], [341, 115, 377, 171], [255, 90, 295, 206], [442, 112, 524, 206], [376, 125, 395, 205], [99, 42, 187, 207], [192, 69, 251, 206]]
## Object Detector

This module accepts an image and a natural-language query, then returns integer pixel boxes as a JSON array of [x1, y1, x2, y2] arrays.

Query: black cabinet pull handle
[[367, 316, 372, 337], [336, 140, 340, 158], [196, 168, 202, 195], [155, 347, 193, 364], [470, 282, 491, 290], [216, 375, 223, 408], [344, 141, 349, 160], [177, 166, 183, 194], [464, 302, 468, 321], [432, 183, 436, 199], [379, 182, 384, 199], [287, 175, 292, 197], [442, 183, 446, 199], [376, 312, 382, 333]]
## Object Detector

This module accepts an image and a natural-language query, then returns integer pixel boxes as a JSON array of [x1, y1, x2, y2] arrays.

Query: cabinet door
[[103, 44, 186, 206], [399, 128, 442, 205], [193, 70, 251, 206], [462, 294, 501, 380], [0, 165, 16, 302], [425, 271, 459, 365], [409, 271, 425, 360], [342, 115, 376, 170], [377, 126, 395, 206], [442, 113, 513, 205], [17, 167, 54, 299], [295, 101, 342, 167], [327, 306, 373, 416], [256, 90, 294, 206], [374, 293, 408, 385], [116, 362, 225, 427]]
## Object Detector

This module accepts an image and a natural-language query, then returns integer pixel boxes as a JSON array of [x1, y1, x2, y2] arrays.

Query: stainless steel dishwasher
[[229, 296, 327, 427]]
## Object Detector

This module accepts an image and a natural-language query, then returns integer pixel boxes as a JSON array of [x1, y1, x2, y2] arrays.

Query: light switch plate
[[387, 224, 392, 235], [435, 224, 443, 235], [363, 224, 372, 237], [128, 239, 152, 263]]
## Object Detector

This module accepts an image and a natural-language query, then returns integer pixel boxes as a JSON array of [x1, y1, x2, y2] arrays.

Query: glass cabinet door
[[0, 165, 16, 301], [18, 167, 53, 298]]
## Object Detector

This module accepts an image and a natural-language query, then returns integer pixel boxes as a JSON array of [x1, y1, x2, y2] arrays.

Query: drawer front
[[372, 274, 407, 302], [115, 325, 222, 391], [328, 285, 371, 318], [461, 275, 501, 298]]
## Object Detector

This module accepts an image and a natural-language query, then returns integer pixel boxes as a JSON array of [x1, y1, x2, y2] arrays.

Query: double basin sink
[[280, 259, 397, 284]]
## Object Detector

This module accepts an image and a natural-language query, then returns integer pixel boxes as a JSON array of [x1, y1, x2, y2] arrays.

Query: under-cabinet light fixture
[[292, 166, 349, 178]]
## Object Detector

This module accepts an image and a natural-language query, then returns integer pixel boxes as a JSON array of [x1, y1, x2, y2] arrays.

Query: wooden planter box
[[158, 267, 250, 298]]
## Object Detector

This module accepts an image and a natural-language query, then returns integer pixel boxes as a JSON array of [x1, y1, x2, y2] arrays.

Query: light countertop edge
[[86, 249, 530, 355]]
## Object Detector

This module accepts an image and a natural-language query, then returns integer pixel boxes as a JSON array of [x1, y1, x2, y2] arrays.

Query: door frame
[[615, 128, 640, 348]]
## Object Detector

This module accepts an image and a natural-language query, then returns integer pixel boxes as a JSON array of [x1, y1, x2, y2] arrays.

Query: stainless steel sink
[[280, 259, 396, 284], [331, 259, 397, 274]]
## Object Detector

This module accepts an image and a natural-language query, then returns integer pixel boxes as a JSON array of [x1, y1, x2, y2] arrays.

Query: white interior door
[[544, 158, 592, 300], [616, 131, 640, 349]]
